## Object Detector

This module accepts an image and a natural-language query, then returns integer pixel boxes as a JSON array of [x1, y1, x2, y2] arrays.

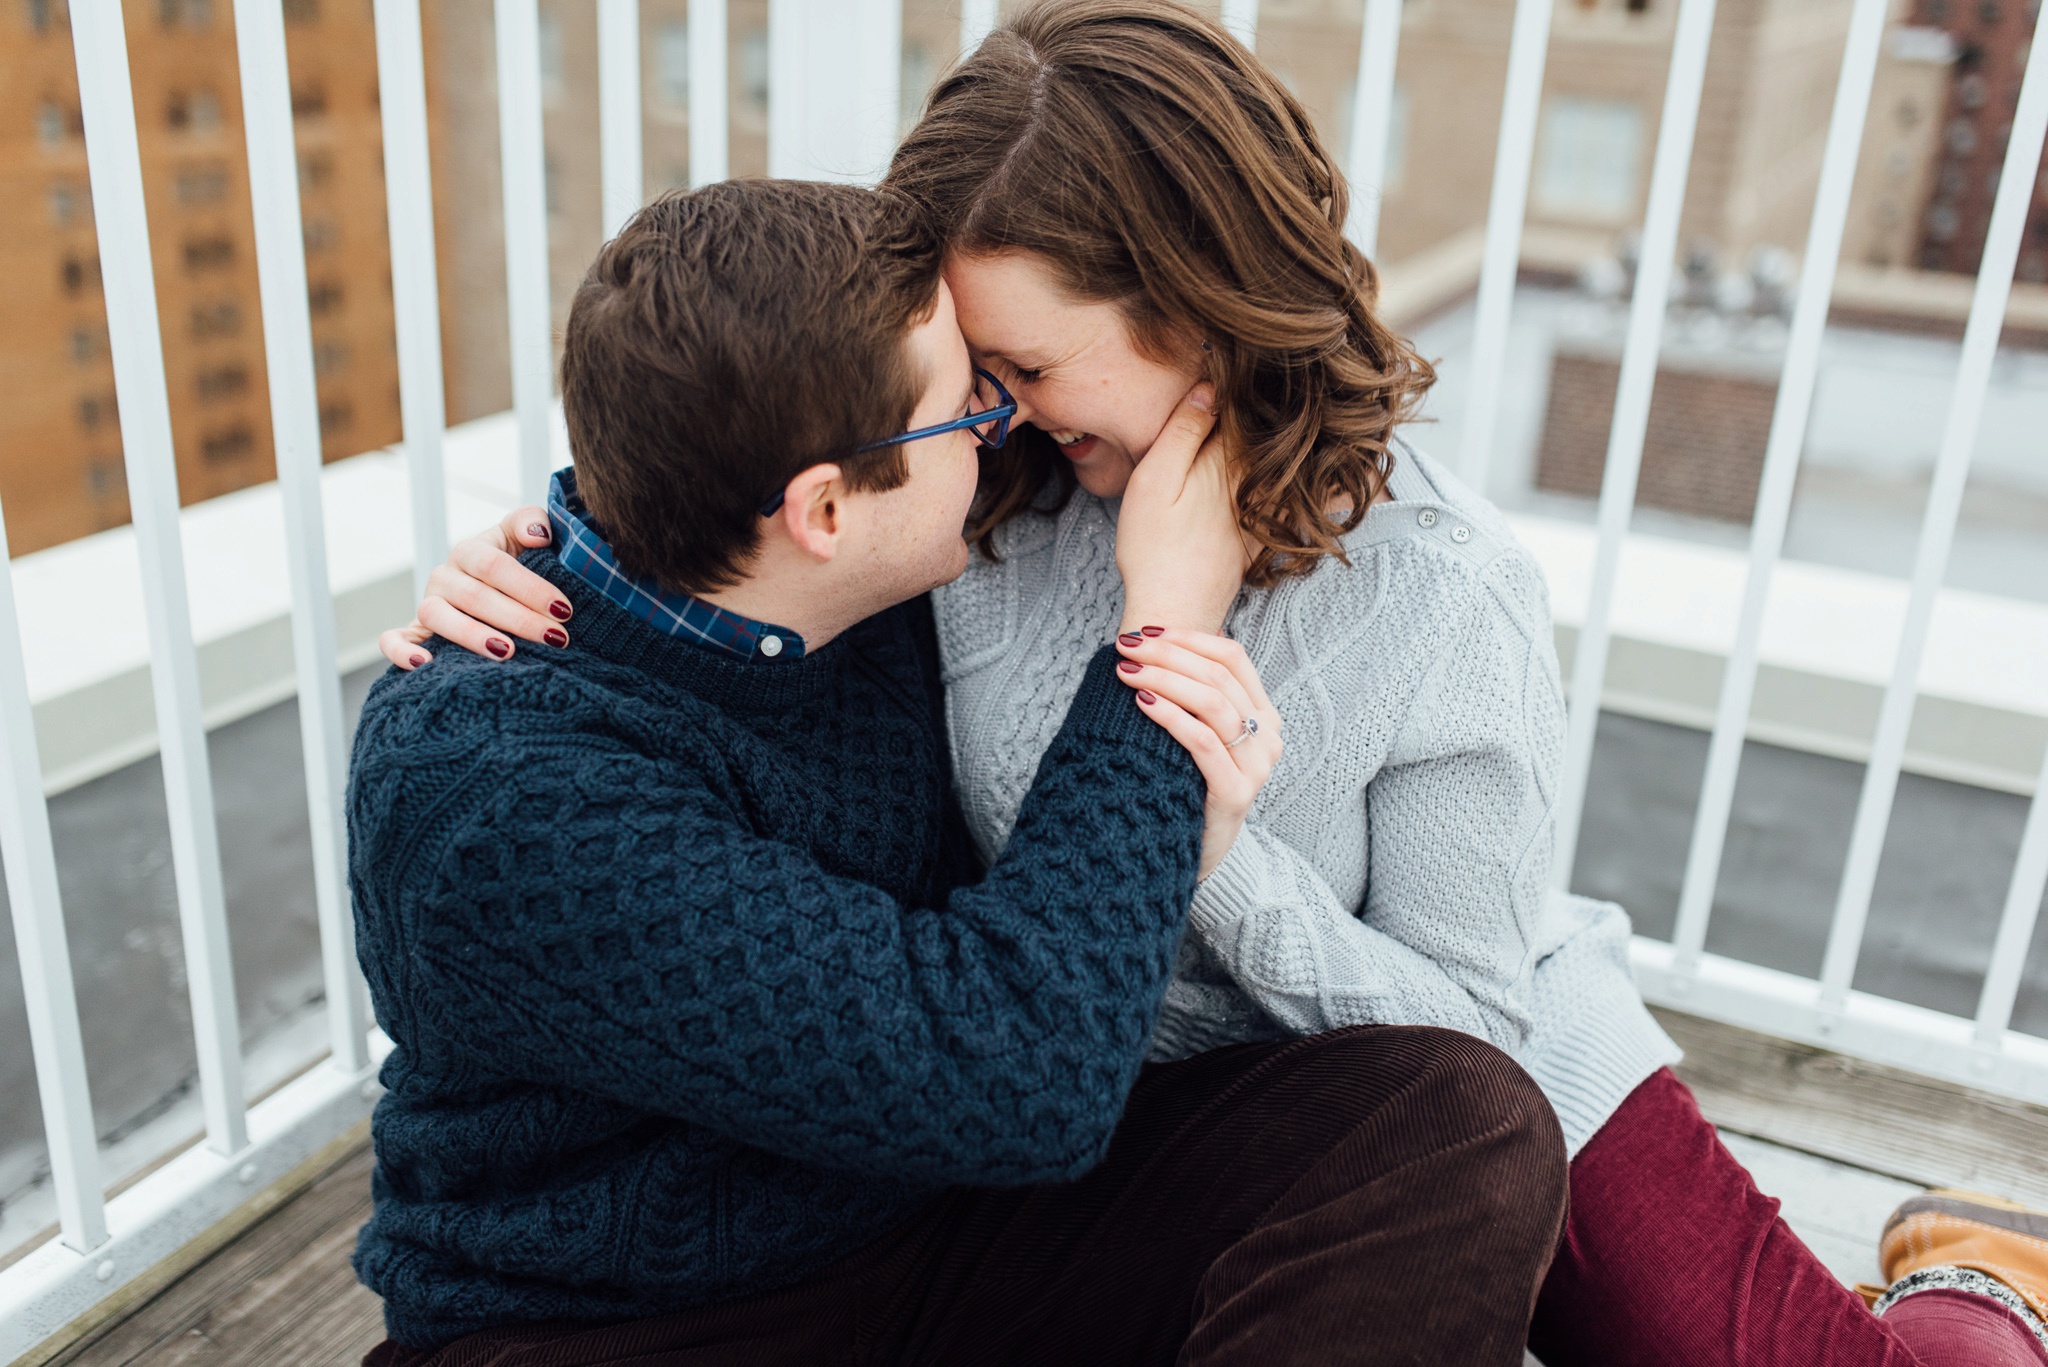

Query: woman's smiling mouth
[[1049, 429, 1100, 461]]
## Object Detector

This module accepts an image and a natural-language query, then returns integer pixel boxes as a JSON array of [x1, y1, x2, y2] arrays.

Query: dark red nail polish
[[527, 522, 551, 542], [549, 599, 573, 620], [544, 627, 568, 648], [408, 653, 427, 668], [1141, 625, 1165, 637], [485, 638, 511, 658], [1119, 633, 1143, 647], [1136, 689, 1158, 705], [1118, 660, 1142, 674]]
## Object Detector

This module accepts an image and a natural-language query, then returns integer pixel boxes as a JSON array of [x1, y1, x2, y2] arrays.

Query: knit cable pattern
[[931, 444, 1680, 1155], [348, 569, 1204, 1348]]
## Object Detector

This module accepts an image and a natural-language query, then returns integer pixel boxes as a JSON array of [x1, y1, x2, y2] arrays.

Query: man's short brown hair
[[561, 180, 943, 594]]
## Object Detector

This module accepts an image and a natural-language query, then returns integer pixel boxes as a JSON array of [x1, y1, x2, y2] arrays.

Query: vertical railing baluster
[[496, 0, 554, 502], [1550, 0, 1720, 891], [689, 0, 729, 187], [1669, 0, 1889, 968], [374, 0, 449, 603], [1221, 0, 1259, 48], [1453, 0, 1555, 493], [960, 0, 999, 56], [1977, 747, 2048, 1047], [599, 0, 643, 236], [0, 498, 104, 1252], [1818, 9, 2048, 1014], [1344, 0, 1402, 258], [233, 0, 370, 1074], [73, 0, 249, 1156]]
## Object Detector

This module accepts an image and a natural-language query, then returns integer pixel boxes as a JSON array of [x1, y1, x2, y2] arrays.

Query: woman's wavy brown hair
[[884, 0, 1436, 586]]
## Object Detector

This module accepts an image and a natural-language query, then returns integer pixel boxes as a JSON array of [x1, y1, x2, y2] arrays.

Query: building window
[[86, 456, 124, 499], [901, 43, 935, 134], [313, 340, 350, 376], [37, 99, 71, 147], [78, 393, 117, 429], [657, 22, 689, 107], [201, 425, 254, 463], [25, 0, 54, 34], [159, 0, 211, 28], [307, 279, 344, 314], [183, 235, 235, 270], [282, 0, 319, 20], [291, 83, 328, 119], [191, 300, 241, 337], [539, 12, 565, 103], [742, 28, 769, 112], [167, 89, 222, 133], [176, 164, 229, 205], [303, 217, 339, 252], [1389, 87, 1411, 190], [299, 151, 335, 190], [196, 364, 249, 400], [49, 181, 87, 224], [69, 327, 102, 362], [318, 399, 353, 432], [61, 254, 100, 292], [1534, 97, 1644, 222]]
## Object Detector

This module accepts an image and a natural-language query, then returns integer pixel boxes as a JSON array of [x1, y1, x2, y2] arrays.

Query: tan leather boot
[[1875, 1190, 2048, 1325]]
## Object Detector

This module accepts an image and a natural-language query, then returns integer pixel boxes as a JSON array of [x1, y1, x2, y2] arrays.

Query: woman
[[382, 3, 2048, 1362]]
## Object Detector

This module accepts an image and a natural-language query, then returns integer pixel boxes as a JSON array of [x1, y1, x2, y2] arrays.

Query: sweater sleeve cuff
[[1054, 645, 1190, 767], [1188, 827, 1270, 935]]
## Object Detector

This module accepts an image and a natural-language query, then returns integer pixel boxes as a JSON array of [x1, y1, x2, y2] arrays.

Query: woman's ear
[[775, 463, 846, 562]]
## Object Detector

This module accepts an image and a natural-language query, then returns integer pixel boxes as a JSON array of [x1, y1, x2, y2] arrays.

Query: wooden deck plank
[[26, 1007, 2048, 1367], [46, 1142, 384, 1367], [1659, 1007, 2048, 1208]]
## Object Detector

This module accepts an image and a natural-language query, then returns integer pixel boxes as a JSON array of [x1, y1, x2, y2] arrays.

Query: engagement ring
[[1227, 715, 1260, 749]]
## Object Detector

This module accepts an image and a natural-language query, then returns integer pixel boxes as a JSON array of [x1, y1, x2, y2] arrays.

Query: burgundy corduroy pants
[[364, 1025, 1567, 1367], [1528, 1066, 2048, 1367]]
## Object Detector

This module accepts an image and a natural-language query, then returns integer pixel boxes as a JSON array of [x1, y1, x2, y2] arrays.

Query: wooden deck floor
[[22, 1010, 2048, 1367]]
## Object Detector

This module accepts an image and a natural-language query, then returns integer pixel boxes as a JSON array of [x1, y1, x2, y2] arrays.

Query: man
[[350, 179, 1566, 1366]]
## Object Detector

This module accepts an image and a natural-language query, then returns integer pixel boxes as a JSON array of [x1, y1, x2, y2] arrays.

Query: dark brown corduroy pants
[[364, 1025, 1567, 1367]]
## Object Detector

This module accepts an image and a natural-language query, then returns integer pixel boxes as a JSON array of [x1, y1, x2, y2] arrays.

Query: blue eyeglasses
[[760, 368, 1017, 516]]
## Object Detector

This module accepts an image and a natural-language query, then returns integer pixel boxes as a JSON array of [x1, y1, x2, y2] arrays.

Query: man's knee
[[1303, 1025, 1568, 1221]]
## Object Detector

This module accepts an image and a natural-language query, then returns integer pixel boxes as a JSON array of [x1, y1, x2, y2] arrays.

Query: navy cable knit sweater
[[345, 551, 1205, 1348]]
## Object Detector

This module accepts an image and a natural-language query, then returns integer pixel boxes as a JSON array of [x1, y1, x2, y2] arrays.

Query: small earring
[[1200, 339, 1212, 352]]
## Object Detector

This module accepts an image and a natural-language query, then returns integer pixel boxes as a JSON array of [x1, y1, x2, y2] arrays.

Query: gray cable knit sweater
[[931, 441, 1680, 1156]]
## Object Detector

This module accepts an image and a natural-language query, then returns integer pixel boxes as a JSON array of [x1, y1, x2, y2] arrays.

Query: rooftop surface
[[23, 1010, 2048, 1367]]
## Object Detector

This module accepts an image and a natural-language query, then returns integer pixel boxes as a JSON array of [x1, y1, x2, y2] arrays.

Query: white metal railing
[[4, 0, 2048, 1357]]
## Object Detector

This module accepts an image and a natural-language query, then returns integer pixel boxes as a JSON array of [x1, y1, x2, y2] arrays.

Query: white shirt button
[[1452, 525, 1472, 543], [1418, 509, 1438, 528], [759, 635, 784, 657]]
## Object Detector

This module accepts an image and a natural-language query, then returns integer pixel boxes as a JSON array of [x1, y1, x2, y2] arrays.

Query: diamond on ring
[[1227, 715, 1260, 749]]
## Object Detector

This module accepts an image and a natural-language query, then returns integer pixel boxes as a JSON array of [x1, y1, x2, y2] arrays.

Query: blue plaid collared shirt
[[546, 469, 806, 662]]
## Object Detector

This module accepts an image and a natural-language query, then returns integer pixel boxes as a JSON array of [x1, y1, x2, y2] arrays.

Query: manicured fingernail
[[527, 522, 551, 542], [1118, 632, 1143, 647], [549, 599, 573, 620], [407, 653, 427, 668], [1136, 689, 1158, 705], [485, 637, 511, 658], [1118, 660, 1142, 674], [1141, 625, 1164, 637], [1188, 383, 1214, 412], [544, 628, 568, 648]]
